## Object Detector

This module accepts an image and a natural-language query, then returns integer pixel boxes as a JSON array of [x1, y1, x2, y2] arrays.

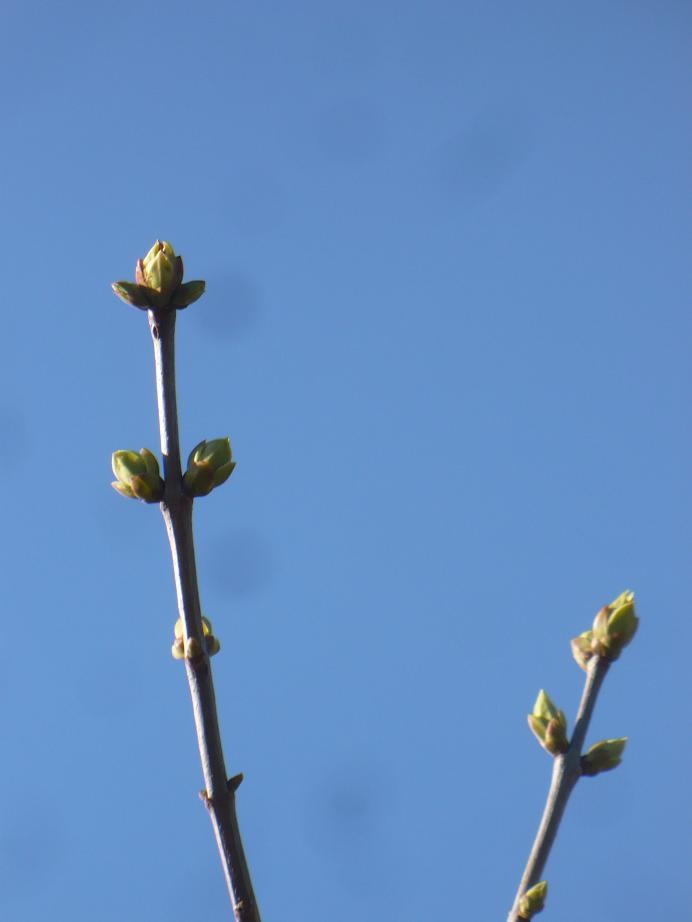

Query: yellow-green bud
[[183, 437, 236, 498], [591, 591, 638, 660], [111, 449, 164, 503], [135, 240, 183, 306], [518, 881, 547, 919], [173, 617, 218, 656], [528, 691, 569, 755], [112, 239, 205, 311], [199, 617, 220, 654], [581, 738, 627, 776], [570, 630, 594, 671], [533, 690, 563, 724]]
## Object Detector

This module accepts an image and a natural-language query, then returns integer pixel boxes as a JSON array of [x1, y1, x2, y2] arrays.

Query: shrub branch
[[149, 306, 261, 922], [507, 656, 610, 921]]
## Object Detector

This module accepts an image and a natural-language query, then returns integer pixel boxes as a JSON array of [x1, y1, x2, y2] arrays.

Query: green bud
[[139, 448, 160, 477], [570, 630, 595, 671], [172, 616, 219, 657], [591, 591, 638, 660], [135, 240, 183, 304], [111, 281, 150, 309], [190, 438, 231, 471], [532, 690, 561, 723], [528, 691, 569, 755], [527, 713, 548, 742], [127, 473, 160, 502], [581, 738, 627, 776], [169, 280, 206, 308], [111, 449, 164, 503], [518, 880, 547, 918], [183, 437, 236, 498], [112, 239, 205, 311]]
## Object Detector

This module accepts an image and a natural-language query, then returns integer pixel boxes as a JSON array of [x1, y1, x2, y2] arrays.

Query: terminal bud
[[112, 239, 205, 311]]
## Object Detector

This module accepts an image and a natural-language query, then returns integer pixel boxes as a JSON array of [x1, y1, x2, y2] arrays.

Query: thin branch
[[506, 656, 610, 922], [149, 307, 261, 922]]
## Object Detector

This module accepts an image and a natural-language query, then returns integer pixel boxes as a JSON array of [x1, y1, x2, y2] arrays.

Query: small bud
[[591, 591, 638, 660], [581, 737, 627, 776], [111, 449, 164, 503], [518, 880, 547, 919], [197, 616, 220, 655], [173, 617, 218, 656], [528, 691, 568, 755], [570, 630, 594, 671], [183, 437, 236, 498]]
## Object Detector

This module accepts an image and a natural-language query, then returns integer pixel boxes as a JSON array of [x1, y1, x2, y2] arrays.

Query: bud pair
[[571, 591, 638, 669], [527, 690, 569, 756], [581, 738, 627, 777], [183, 437, 235, 498], [171, 615, 221, 660], [112, 240, 206, 310], [111, 449, 164, 503], [518, 881, 547, 919]]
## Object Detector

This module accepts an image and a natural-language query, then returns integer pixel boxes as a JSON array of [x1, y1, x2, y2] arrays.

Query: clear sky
[[0, 2, 689, 920]]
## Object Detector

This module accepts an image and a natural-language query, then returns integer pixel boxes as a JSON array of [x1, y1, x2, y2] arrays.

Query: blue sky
[[0, 2, 690, 919]]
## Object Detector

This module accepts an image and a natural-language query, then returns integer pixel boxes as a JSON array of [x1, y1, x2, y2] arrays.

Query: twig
[[507, 656, 610, 921], [149, 306, 261, 922]]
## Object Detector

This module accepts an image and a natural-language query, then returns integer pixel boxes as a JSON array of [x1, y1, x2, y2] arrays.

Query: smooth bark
[[507, 657, 610, 921], [149, 307, 260, 922]]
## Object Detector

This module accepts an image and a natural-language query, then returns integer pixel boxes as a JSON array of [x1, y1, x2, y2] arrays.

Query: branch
[[505, 589, 638, 920], [506, 656, 609, 922], [149, 306, 261, 922]]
